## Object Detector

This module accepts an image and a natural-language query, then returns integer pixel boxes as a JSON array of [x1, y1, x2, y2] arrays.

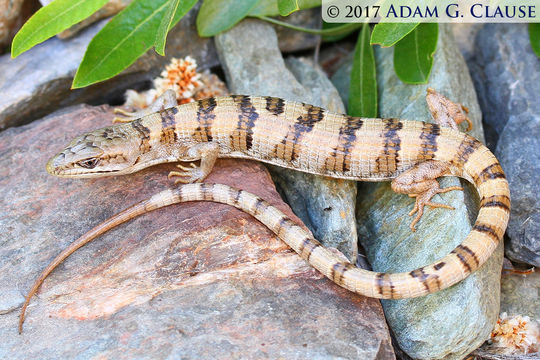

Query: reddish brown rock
[[0, 105, 394, 359], [0, 0, 40, 52]]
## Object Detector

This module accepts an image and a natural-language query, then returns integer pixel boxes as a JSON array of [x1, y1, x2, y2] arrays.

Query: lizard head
[[46, 125, 143, 178]]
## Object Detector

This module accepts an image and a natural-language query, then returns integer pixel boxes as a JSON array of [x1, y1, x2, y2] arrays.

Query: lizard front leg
[[168, 142, 220, 184], [113, 89, 178, 123], [426, 87, 472, 131]]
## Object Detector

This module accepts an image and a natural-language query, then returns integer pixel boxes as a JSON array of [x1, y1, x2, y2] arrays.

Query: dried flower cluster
[[489, 313, 540, 354], [124, 56, 228, 109]]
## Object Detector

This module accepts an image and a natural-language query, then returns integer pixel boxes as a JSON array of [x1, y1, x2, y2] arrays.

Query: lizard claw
[[112, 108, 140, 123], [408, 185, 463, 232], [168, 163, 204, 184]]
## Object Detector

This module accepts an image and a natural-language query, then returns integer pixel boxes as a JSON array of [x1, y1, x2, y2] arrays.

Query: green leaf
[[11, 0, 109, 58], [277, 0, 299, 16], [197, 0, 259, 37], [73, 0, 195, 88], [248, 0, 320, 17], [393, 23, 438, 84], [370, 23, 419, 47], [154, 0, 182, 56], [529, 23, 540, 58], [348, 23, 377, 118]]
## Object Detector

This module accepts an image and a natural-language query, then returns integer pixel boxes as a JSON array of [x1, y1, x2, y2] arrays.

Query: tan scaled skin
[[19, 89, 510, 333]]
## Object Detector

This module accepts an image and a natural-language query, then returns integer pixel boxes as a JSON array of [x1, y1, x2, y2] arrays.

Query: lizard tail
[[19, 164, 509, 331], [18, 201, 150, 334], [365, 133, 511, 299]]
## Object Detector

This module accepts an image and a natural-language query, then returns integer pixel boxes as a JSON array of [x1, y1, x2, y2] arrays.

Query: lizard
[[18, 88, 510, 333]]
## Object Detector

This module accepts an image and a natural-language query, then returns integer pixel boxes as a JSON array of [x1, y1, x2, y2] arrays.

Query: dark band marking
[[194, 98, 217, 142], [265, 97, 285, 116], [480, 195, 510, 211], [411, 268, 442, 292], [419, 122, 440, 160], [159, 107, 178, 144], [298, 237, 322, 261], [454, 135, 482, 164], [330, 262, 355, 284], [409, 268, 432, 292], [456, 244, 479, 267], [200, 183, 214, 201], [276, 216, 295, 237], [177, 186, 185, 202], [473, 163, 506, 186], [231, 95, 259, 151], [275, 104, 325, 162], [451, 249, 473, 273], [473, 223, 500, 243], [100, 127, 124, 141], [375, 273, 396, 297], [231, 189, 243, 207], [131, 120, 152, 153], [252, 198, 267, 216], [433, 262, 446, 271], [375, 118, 403, 175], [326, 116, 364, 173]]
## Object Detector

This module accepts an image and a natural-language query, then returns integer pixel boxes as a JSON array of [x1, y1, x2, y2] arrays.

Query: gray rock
[[451, 23, 484, 62], [0, 6, 219, 130], [470, 24, 540, 148], [0, 288, 24, 315], [0, 105, 395, 359], [331, 25, 502, 359], [500, 271, 540, 322], [497, 115, 540, 266], [469, 24, 540, 266], [274, 8, 321, 53], [215, 19, 359, 262]]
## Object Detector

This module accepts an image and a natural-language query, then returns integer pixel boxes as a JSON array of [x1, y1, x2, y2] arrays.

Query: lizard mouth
[[46, 153, 121, 178]]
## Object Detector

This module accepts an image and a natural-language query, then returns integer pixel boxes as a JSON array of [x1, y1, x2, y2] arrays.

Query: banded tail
[[20, 164, 509, 332]]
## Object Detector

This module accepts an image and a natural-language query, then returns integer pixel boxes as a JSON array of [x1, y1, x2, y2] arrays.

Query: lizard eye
[[77, 158, 100, 169]]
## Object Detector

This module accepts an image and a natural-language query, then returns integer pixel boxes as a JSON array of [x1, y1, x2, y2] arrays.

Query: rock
[[215, 19, 358, 262], [496, 116, 539, 267], [451, 23, 484, 61], [0, 0, 35, 51], [285, 57, 345, 114], [0, 5, 219, 131], [333, 25, 503, 359], [273, 8, 320, 53], [0, 105, 395, 359], [468, 24, 540, 267], [500, 271, 540, 322]]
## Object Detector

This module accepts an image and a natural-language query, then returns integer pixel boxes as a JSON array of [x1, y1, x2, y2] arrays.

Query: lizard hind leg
[[391, 160, 463, 232], [113, 89, 178, 123]]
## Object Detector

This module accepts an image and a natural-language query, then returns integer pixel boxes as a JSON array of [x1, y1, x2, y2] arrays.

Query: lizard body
[[20, 92, 510, 332]]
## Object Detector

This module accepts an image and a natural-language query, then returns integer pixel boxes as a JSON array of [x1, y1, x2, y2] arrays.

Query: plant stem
[[255, 16, 363, 36]]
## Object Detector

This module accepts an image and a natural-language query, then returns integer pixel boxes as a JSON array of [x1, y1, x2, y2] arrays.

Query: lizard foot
[[168, 163, 205, 184], [112, 108, 144, 123], [426, 88, 473, 131], [113, 89, 179, 123], [391, 160, 464, 231], [407, 184, 463, 232]]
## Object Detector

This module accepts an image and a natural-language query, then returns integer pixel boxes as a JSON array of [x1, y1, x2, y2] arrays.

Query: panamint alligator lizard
[[18, 89, 510, 332]]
